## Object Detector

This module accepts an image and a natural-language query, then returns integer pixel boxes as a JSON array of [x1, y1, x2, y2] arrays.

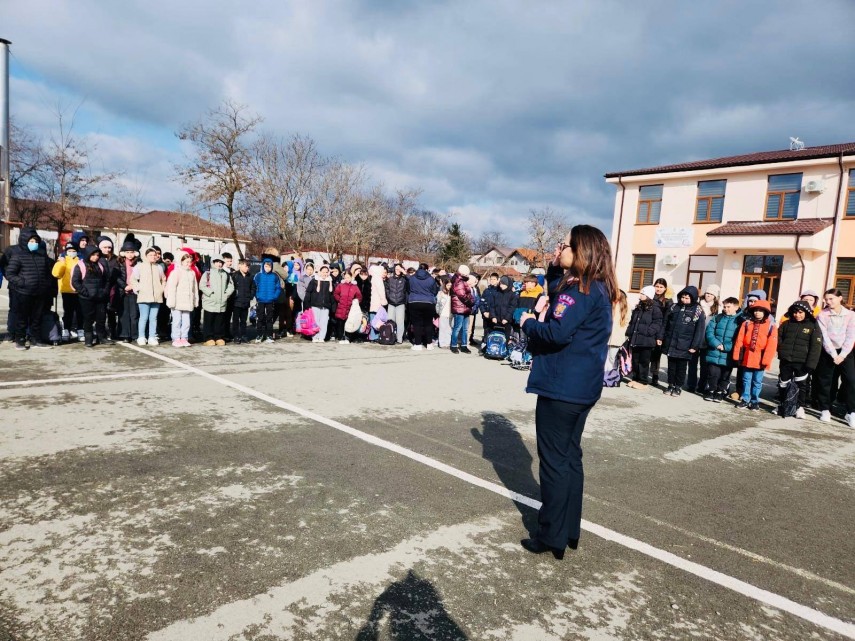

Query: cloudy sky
[[5, 0, 855, 244]]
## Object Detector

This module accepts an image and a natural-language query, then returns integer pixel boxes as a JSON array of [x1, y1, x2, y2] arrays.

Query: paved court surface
[[0, 293, 853, 640]]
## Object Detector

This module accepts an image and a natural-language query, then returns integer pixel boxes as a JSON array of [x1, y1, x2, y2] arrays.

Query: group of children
[[615, 278, 855, 427]]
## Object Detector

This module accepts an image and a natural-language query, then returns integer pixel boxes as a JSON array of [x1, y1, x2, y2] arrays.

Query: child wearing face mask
[[52, 241, 82, 341]]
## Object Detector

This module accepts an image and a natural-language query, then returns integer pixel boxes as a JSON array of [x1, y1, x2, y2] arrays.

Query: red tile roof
[[605, 142, 855, 178], [706, 219, 834, 236], [9, 199, 249, 241]]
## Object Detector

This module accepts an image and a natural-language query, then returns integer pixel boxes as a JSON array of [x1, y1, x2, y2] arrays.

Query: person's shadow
[[471, 412, 540, 536], [354, 569, 467, 640]]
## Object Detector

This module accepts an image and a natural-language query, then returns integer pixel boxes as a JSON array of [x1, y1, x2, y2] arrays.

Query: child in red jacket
[[733, 300, 778, 410]]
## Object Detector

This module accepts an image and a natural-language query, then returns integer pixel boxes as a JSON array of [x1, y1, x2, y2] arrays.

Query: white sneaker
[[795, 407, 805, 420], [819, 410, 832, 423], [411, 344, 423, 351], [426, 344, 435, 350], [264, 337, 274, 344], [339, 339, 350, 344], [847, 413, 855, 429], [61, 329, 70, 341], [77, 330, 85, 341], [148, 337, 159, 346], [254, 337, 263, 344], [136, 337, 147, 346]]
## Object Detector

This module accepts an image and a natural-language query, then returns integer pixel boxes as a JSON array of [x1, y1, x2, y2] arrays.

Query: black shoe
[[671, 387, 682, 397], [84, 342, 94, 349], [568, 537, 579, 550], [748, 402, 760, 411], [450, 347, 460, 354], [712, 391, 723, 403], [15, 342, 27, 351], [736, 400, 749, 409], [460, 346, 471, 354], [703, 392, 714, 401], [29, 341, 52, 349], [651, 377, 659, 387], [99, 336, 115, 345], [520, 538, 564, 560], [663, 386, 673, 395]]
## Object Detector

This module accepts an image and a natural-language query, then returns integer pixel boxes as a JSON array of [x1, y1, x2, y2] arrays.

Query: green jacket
[[200, 268, 235, 313]]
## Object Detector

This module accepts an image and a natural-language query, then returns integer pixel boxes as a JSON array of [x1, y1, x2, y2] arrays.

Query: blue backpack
[[482, 330, 509, 360]]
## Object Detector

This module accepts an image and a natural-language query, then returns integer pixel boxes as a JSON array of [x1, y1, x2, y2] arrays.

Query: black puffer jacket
[[626, 301, 664, 348], [4, 228, 54, 297], [663, 286, 706, 359], [305, 279, 334, 310], [777, 317, 823, 370], [356, 276, 372, 312], [72, 248, 111, 301], [385, 274, 408, 306], [231, 271, 256, 308], [490, 277, 518, 324]]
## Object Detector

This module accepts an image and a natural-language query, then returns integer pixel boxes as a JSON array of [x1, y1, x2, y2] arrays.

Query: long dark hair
[[559, 225, 619, 304]]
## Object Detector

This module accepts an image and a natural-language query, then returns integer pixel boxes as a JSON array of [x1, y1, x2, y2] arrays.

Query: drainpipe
[[795, 233, 805, 295], [825, 152, 846, 289], [613, 175, 626, 266]]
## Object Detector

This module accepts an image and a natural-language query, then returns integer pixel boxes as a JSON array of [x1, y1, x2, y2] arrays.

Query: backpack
[[371, 306, 388, 330], [778, 379, 800, 417], [295, 308, 320, 336], [482, 330, 509, 360], [41, 310, 62, 344], [508, 339, 532, 371], [377, 320, 397, 345], [617, 343, 633, 377], [603, 367, 622, 387]]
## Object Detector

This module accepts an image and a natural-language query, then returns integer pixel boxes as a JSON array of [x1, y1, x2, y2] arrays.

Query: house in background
[[278, 246, 421, 271], [606, 141, 855, 313], [470, 246, 541, 274], [2, 199, 249, 259]]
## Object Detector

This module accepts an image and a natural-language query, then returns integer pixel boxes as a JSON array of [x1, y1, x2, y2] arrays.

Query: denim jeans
[[138, 302, 160, 340], [451, 313, 469, 347], [741, 368, 764, 403], [171, 310, 191, 341]]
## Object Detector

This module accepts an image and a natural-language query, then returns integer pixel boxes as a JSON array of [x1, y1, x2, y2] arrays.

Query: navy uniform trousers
[[535, 396, 593, 548]]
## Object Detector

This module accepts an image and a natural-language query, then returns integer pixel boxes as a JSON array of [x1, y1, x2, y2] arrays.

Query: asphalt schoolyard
[[0, 292, 853, 641]]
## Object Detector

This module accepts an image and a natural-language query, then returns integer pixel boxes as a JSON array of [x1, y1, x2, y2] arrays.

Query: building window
[[695, 180, 726, 223], [687, 255, 717, 292], [741, 254, 783, 314], [630, 254, 655, 291], [846, 170, 855, 218], [636, 185, 663, 224], [765, 173, 802, 220], [835, 258, 855, 309]]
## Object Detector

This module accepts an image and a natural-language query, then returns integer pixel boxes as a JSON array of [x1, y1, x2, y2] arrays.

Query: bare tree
[[246, 133, 325, 254], [311, 160, 366, 261], [176, 100, 262, 258], [527, 206, 571, 270], [472, 230, 509, 255], [8, 117, 45, 199], [408, 209, 449, 257], [14, 104, 116, 250]]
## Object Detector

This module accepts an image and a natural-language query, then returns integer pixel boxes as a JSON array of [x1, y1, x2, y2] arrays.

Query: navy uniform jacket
[[523, 271, 611, 405]]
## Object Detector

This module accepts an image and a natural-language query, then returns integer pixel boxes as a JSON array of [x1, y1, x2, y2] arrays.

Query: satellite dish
[[789, 137, 805, 151]]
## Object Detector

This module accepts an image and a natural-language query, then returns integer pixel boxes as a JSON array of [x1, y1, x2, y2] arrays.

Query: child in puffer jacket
[[703, 297, 741, 402], [625, 285, 663, 387], [776, 300, 823, 418], [733, 299, 778, 410], [662, 285, 706, 397]]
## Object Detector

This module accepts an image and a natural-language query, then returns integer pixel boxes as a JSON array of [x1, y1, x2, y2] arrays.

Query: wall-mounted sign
[[655, 227, 693, 248]]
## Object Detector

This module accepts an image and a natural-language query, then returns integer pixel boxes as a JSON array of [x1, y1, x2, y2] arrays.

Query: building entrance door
[[741, 255, 783, 314]]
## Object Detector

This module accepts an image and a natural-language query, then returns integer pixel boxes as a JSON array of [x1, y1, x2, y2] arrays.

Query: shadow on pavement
[[354, 569, 467, 640], [471, 412, 540, 536]]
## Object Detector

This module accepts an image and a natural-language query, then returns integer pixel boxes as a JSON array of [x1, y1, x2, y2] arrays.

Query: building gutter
[[795, 234, 806, 294], [614, 175, 626, 265], [825, 152, 846, 288]]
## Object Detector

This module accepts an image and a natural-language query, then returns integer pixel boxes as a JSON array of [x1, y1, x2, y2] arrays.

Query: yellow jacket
[[52, 255, 80, 294]]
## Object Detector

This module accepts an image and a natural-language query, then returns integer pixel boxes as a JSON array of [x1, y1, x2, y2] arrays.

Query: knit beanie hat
[[640, 285, 656, 299], [704, 283, 721, 299], [458, 264, 471, 277], [788, 300, 814, 317]]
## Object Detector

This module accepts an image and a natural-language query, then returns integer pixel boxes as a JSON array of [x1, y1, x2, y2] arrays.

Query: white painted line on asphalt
[[0, 368, 186, 388], [119, 343, 855, 640]]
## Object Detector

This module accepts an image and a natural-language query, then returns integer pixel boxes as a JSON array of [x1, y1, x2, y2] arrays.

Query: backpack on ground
[[508, 336, 533, 371], [482, 330, 509, 360], [603, 366, 622, 388], [779, 379, 800, 417], [41, 311, 62, 345], [371, 306, 388, 330], [295, 308, 320, 336], [377, 320, 397, 345]]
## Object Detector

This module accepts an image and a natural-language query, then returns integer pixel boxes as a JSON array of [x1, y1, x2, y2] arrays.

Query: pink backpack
[[295, 308, 320, 336]]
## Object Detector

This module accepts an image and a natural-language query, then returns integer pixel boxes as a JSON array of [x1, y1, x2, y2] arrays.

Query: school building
[[606, 141, 855, 314]]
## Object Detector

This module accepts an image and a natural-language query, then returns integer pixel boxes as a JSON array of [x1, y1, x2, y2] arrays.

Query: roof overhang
[[705, 220, 833, 252]]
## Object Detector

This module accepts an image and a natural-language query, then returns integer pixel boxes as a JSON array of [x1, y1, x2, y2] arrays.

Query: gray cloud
[[6, 0, 855, 243]]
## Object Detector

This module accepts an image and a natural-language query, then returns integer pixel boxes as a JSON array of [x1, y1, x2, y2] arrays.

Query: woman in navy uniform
[[519, 225, 618, 559]]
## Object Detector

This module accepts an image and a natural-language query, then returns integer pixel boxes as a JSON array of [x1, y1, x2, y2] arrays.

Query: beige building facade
[[606, 142, 855, 315]]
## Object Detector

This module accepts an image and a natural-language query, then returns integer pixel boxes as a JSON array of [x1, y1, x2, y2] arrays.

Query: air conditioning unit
[[662, 254, 679, 267], [804, 179, 825, 193]]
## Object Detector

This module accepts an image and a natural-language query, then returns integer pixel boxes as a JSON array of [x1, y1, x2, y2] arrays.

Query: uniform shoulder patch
[[553, 293, 576, 319]]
